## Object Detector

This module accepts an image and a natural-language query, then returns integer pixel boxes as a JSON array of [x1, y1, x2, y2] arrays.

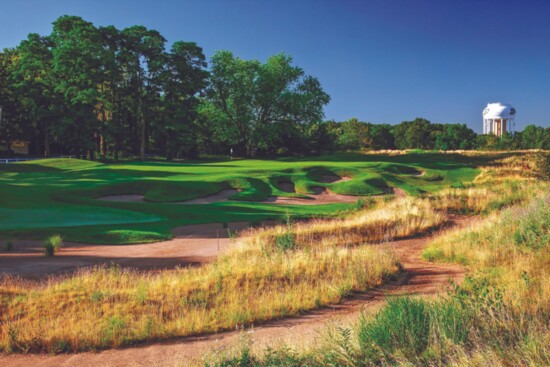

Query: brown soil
[[0, 216, 471, 367], [0, 222, 251, 279], [393, 187, 407, 198]]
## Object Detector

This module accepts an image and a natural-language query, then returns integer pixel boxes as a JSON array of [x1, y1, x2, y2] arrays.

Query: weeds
[[43, 235, 63, 256]]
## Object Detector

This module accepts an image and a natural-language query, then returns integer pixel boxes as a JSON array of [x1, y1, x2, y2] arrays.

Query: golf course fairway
[[0, 153, 479, 244]]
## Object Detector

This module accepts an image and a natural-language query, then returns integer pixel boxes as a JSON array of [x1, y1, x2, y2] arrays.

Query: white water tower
[[482, 102, 516, 136]]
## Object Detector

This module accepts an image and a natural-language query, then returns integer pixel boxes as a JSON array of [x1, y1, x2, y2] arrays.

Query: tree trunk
[[100, 109, 107, 160], [44, 126, 50, 157], [139, 98, 145, 161], [99, 133, 106, 160], [140, 116, 145, 160]]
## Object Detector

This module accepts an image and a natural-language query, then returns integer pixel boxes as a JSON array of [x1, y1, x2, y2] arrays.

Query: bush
[[358, 297, 431, 362], [274, 212, 296, 252], [355, 197, 375, 210], [44, 235, 63, 256]]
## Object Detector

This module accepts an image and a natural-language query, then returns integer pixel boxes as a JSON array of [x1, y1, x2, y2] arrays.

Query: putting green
[[0, 153, 479, 244]]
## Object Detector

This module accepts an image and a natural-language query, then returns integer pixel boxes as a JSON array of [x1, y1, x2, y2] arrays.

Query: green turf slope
[[0, 153, 479, 244]]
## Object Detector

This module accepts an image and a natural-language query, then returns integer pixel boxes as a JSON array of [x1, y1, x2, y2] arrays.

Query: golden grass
[[0, 193, 451, 353], [0, 245, 399, 353], [424, 193, 550, 313], [432, 154, 548, 214], [198, 153, 550, 366], [201, 191, 550, 367], [247, 197, 446, 251], [2, 152, 546, 356]]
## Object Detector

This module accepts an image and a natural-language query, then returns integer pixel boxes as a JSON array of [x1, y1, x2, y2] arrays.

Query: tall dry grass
[[0, 245, 399, 353], [203, 193, 550, 367], [432, 153, 548, 214], [0, 194, 451, 353], [247, 197, 446, 252], [424, 193, 550, 313], [201, 153, 550, 367]]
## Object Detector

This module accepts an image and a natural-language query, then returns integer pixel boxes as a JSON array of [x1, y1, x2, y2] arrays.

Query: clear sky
[[1, 0, 549, 132]]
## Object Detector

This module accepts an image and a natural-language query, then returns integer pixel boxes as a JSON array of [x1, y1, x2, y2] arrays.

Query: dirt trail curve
[[1, 216, 471, 367]]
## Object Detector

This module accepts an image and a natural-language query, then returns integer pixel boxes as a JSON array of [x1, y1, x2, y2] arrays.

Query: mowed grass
[[0, 153, 479, 244]]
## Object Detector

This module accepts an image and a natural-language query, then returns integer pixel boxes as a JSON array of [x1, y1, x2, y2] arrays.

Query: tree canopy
[[0, 15, 548, 159]]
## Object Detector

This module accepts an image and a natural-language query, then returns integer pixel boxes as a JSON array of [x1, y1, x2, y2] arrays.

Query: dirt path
[[0, 216, 470, 367]]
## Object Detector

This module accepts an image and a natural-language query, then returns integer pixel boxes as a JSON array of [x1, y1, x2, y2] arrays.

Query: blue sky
[[1, 0, 549, 131]]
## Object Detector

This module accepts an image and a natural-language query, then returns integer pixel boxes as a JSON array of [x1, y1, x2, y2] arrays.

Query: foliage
[[43, 234, 63, 256], [199, 51, 330, 157], [2, 16, 549, 158]]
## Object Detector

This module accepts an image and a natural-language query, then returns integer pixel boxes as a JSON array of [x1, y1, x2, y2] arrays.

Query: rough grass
[[201, 193, 550, 367], [199, 153, 550, 367], [4, 198, 445, 352], [0, 188, 455, 353], [0, 245, 399, 353], [248, 197, 446, 251]]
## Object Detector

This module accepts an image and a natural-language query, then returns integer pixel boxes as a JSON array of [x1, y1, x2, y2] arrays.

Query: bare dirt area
[[0, 222, 251, 279], [0, 216, 472, 367], [393, 187, 407, 198]]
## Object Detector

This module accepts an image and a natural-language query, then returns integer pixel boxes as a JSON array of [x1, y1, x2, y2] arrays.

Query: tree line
[[323, 118, 550, 151], [0, 15, 329, 159], [0, 15, 548, 160]]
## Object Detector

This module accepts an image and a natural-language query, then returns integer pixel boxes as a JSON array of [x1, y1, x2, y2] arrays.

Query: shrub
[[358, 297, 431, 362], [355, 197, 375, 210], [44, 235, 63, 257], [274, 212, 296, 252]]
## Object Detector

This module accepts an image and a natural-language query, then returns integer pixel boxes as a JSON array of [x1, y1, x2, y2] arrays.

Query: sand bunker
[[100, 194, 145, 202], [0, 221, 254, 278], [321, 175, 352, 183], [98, 189, 240, 204], [277, 181, 295, 193], [178, 189, 240, 204], [263, 187, 362, 205]]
